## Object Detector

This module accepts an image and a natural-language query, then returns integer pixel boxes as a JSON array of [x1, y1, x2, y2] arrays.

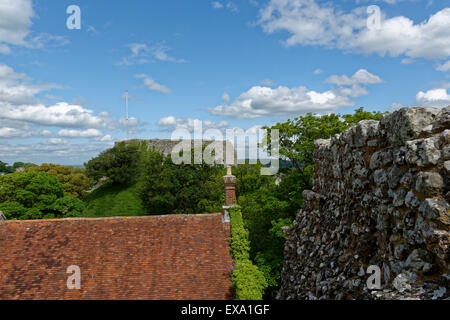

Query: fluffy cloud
[[135, 74, 171, 94], [1, 102, 114, 128], [0, 0, 68, 53], [157, 116, 229, 132], [48, 138, 68, 145], [0, 64, 60, 105], [209, 86, 352, 118], [416, 88, 450, 108], [209, 69, 382, 118], [326, 69, 383, 86], [0, 64, 115, 129], [259, 0, 450, 61], [0, 127, 51, 139], [0, 0, 33, 49], [222, 92, 230, 102], [437, 60, 450, 72], [58, 128, 104, 138]]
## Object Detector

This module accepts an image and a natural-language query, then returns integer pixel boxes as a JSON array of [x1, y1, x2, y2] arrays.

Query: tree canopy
[[28, 164, 94, 198], [0, 171, 85, 220], [84, 142, 140, 185]]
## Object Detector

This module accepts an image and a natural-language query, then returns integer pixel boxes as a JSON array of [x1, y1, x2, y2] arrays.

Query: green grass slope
[[82, 183, 145, 217]]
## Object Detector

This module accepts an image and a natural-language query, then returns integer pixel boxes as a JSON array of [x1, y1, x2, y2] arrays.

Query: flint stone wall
[[278, 107, 449, 300]]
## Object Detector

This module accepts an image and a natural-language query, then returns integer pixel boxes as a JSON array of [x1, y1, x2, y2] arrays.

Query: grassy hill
[[82, 183, 145, 217]]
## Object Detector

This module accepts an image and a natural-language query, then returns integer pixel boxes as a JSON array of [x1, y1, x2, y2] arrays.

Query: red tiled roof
[[0, 213, 233, 300]]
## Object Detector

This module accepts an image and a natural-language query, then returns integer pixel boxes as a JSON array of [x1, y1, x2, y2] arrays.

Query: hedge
[[229, 206, 267, 300]]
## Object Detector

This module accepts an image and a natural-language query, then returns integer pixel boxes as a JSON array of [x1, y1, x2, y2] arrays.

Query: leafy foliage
[[229, 206, 267, 300], [0, 171, 85, 219], [263, 107, 384, 171], [27, 164, 94, 198], [0, 161, 36, 174], [85, 142, 141, 185], [0, 161, 13, 174], [138, 148, 224, 215]]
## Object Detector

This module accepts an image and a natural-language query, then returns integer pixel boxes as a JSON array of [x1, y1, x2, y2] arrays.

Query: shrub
[[229, 206, 267, 300]]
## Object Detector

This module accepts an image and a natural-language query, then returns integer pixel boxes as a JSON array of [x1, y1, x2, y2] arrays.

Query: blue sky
[[0, 0, 449, 165]]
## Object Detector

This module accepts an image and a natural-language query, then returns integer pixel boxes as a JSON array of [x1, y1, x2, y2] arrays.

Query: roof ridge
[[1, 212, 223, 224]]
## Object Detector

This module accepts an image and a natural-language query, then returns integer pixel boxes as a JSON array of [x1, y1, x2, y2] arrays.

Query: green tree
[[138, 149, 223, 214], [28, 164, 94, 198], [85, 142, 140, 185], [0, 171, 85, 220], [0, 161, 14, 174], [263, 107, 384, 172]]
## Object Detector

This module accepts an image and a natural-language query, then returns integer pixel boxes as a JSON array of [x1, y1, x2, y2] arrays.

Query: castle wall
[[278, 107, 449, 300]]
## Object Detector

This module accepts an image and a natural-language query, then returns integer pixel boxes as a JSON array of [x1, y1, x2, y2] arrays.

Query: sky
[[0, 0, 450, 165]]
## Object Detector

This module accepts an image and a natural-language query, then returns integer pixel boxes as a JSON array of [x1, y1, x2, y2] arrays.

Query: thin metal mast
[[125, 91, 129, 140]]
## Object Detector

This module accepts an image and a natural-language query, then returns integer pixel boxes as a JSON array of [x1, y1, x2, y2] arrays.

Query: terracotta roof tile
[[0, 213, 233, 300]]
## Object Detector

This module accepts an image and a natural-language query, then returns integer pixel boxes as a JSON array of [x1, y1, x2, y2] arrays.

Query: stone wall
[[277, 107, 449, 300]]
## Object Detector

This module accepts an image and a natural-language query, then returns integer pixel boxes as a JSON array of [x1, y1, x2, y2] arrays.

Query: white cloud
[[226, 2, 239, 13], [0, 0, 33, 49], [212, 1, 224, 9], [1, 102, 114, 128], [259, 78, 276, 86], [313, 69, 323, 75], [327, 69, 383, 86], [48, 138, 68, 145], [157, 116, 229, 132], [58, 128, 104, 138], [437, 60, 450, 72], [210, 69, 383, 118], [259, 0, 450, 61], [209, 85, 353, 119], [95, 134, 113, 142], [0, 127, 51, 139], [118, 43, 185, 65], [222, 92, 230, 102], [212, 1, 239, 12], [135, 74, 171, 94], [416, 88, 450, 108], [0, 64, 122, 132], [0, 0, 68, 54], [0, 63, 60, 105]]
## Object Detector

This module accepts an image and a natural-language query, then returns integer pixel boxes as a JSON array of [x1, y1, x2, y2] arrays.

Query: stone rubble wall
[[277, 107, 449, 300]]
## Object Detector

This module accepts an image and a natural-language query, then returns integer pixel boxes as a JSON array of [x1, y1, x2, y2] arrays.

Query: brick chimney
[[222, 165, 236, 223], [223, 165, 236, 207]]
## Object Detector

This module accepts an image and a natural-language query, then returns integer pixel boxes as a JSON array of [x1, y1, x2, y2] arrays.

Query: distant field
[[82, 183, 145, 217]]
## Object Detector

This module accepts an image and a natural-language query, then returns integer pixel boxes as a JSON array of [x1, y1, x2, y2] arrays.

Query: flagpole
[[125, 91, 129, 140]]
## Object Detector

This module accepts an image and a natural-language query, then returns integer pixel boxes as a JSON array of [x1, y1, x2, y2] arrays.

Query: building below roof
[[0, 213, 233, 300]]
